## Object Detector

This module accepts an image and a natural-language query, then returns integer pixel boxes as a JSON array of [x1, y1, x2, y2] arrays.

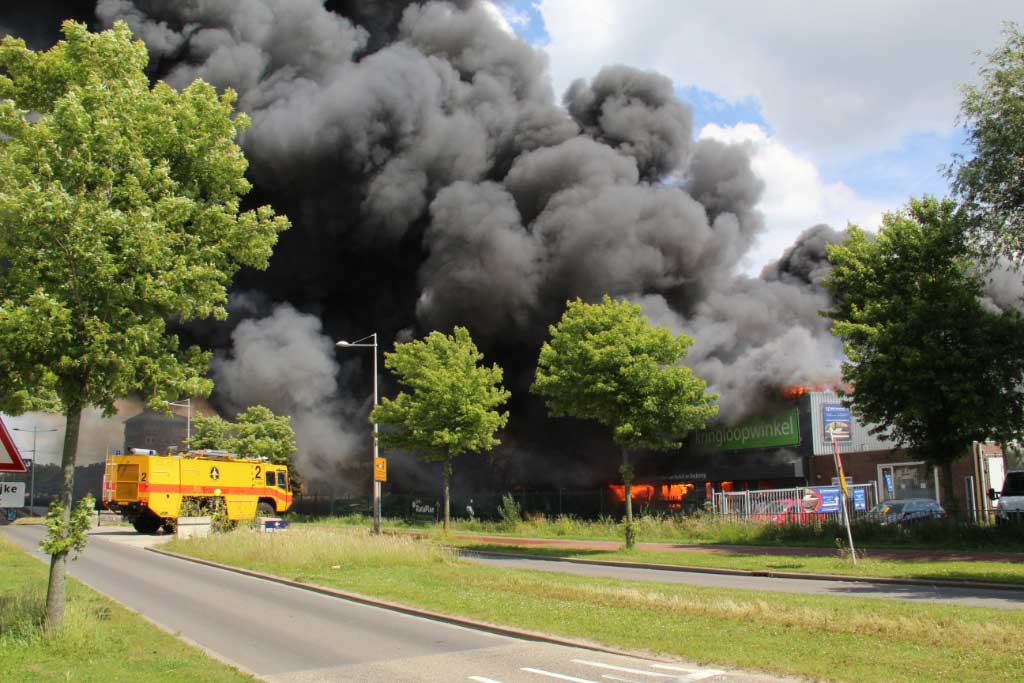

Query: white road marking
[[522, 667, 602, 682], [601, 674, 656, 683], [572, 658, 680, 677], [469, 677, 507, 683], [650, 664, 725, 680]]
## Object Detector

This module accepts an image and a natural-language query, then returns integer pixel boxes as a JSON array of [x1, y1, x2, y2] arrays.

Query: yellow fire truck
[[102, 449, 292, 533]]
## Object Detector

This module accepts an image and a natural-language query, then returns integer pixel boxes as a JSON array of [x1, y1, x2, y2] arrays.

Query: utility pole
[[12, 425, 59, 512]]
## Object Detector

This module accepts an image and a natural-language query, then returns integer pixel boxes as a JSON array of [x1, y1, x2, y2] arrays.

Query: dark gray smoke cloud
[[10, 1, 853, 488], [209, 303, 364, 484]]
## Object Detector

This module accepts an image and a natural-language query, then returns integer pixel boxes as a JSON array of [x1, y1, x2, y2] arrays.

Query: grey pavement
[[2, 525, 801, 683], [463, 552, 1024, 610]]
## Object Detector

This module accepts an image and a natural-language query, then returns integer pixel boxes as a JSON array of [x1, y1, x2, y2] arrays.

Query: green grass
[[165, 526, 1024, 683], [298, 511, 1024, 552], [452, 541, 1024, 585], [0, 535, 255, 683]]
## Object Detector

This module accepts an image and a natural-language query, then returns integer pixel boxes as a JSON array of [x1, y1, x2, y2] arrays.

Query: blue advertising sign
[[822, 404, 852, 442], [804, 486, 842, 513], [884, 472, 894, 493], [852, 487, 867, 511]]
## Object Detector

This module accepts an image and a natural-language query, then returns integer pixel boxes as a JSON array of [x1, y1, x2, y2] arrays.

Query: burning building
[[9, 2, 984, 508]]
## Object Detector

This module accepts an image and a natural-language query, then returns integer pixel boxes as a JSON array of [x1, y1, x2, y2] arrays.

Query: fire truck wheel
[[257, 501, 275, 518], [132, 511, 163, 534]]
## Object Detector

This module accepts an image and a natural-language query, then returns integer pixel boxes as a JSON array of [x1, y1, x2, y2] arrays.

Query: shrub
[[497, 494, 522, 531]]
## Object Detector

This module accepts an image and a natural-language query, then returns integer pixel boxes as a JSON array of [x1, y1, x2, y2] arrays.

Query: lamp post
[[12, 425, 58, 512], [164, 398, 192, 446], [336, 333, 381, 535]]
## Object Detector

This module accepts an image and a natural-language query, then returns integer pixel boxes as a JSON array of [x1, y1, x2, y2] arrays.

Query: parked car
[[989, 471, 1024, 525], [752, 498, 825, 524], [866, 499, 946, 525]]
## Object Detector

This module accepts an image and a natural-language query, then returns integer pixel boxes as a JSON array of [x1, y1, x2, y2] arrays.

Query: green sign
[[693, 408, 799, 451]]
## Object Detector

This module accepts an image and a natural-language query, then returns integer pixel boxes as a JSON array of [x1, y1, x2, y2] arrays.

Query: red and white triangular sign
[[0, 416, 27, 472]]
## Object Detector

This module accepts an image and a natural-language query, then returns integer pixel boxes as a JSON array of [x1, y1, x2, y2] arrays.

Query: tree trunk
[[940, 460, 958, 518], [44, 399, 83, 632], [442, 459, 452, 533], [621, 447, 633, 525]]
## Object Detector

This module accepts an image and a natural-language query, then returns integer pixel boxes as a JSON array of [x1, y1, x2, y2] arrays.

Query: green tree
[[189, 406, 297, 466], [949, 23, 1024, 262], [824, 197, 1024, 508], [0, 22, 289, 630], [188, 414, 234, 451], [231, 405, 297, 464], [370, 327, 510, 532], [532, 296, 718, 544]]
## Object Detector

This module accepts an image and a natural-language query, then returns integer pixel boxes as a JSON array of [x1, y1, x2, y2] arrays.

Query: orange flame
[[608, 483, 695, 506], [781, 384, 824, 399]]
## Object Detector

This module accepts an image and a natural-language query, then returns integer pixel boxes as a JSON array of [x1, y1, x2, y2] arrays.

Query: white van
[[990, 470, 1024, 525]]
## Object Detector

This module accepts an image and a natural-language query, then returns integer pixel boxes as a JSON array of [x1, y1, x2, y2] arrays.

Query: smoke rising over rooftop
[[10, 1, 859, 485]]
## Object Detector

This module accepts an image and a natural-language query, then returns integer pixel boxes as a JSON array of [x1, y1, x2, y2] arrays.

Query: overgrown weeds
[[296, 509, 1024, 551], [165, 526, 458, 573]]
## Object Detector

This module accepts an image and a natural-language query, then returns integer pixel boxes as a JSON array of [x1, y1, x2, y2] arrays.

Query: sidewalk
[[446, 533, 1024, 563]]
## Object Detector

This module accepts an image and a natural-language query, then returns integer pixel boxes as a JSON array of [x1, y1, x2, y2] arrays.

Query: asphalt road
[[2, 526, 791, 683], [465, 553, 1024, 610]]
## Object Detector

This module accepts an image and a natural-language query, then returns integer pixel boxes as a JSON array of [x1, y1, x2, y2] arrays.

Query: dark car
[[866, 498, 946, 525]]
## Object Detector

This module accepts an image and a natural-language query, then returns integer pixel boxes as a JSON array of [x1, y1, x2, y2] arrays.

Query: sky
[[493, 0, 1024, 272]]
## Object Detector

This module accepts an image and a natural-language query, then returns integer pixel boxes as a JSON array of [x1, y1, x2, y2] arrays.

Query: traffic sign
[[0, 482, 25, 508], [374, 457, 387, 482], [0, 417, 27, 472]]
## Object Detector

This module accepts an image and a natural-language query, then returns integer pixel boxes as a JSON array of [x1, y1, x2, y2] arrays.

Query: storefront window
[[879, 463, 936, 501]]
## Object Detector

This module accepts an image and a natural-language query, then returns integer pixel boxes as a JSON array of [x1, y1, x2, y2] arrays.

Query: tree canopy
[[532, 296, 718, 537], [950, 22, 1024, 262], [190, 405, 297, 466], [370, 326, 510, 530], [824, 197, 1024, 506], [0, 21, 288, 630]]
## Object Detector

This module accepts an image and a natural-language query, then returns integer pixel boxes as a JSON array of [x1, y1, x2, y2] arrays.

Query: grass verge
[[165, 527, 1024, 683], [0, 535, 254, 683], [452, 541, 1024, 585], [298, 512, 1024, 552]]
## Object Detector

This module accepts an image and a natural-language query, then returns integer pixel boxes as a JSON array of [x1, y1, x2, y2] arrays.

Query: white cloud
[[699, 123, 891, 272], [491, 1, 533, 30], [482, 1, 516, 35], [537, 0, 1024, 159]]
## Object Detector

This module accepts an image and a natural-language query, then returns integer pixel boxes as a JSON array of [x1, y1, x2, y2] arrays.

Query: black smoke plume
[[9, 1, 851, 490]]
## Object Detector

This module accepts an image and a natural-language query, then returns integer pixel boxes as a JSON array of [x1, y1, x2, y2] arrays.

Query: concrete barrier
[[176, 516, 212, 539]]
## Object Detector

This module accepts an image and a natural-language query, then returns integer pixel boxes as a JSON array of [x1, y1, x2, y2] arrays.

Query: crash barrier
[[713, 484, 878, 521]]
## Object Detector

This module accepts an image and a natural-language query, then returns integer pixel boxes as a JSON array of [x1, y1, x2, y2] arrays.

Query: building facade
[[630, 390, 1007, 519]]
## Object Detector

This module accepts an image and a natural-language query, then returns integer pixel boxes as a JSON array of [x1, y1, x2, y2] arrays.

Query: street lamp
[[12, 425, 59, 511], [164, 398, 192, 446], [336, 333, 381, 535]]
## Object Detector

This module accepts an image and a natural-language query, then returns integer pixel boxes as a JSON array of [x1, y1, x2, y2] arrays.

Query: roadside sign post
[[832, 439, 858, 564], [823, 404, 857, 564]]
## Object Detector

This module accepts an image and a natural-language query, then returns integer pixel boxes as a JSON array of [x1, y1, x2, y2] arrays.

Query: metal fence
[[292, 487, 724, 521], [290, 489, 635, 521], [713, 484, 878, 521]]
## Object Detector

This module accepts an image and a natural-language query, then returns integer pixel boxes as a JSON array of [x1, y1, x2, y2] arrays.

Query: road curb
[[145, 546, 651, 659], [460, 549, 1024, 592]]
